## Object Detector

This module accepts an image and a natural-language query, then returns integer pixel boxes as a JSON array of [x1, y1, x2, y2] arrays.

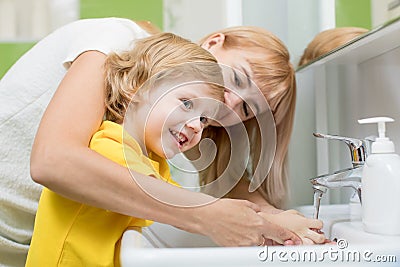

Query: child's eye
[[181, 99, 193, 109], [200, 116, 208, 125]]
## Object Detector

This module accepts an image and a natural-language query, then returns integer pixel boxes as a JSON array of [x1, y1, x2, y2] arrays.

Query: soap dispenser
[[358, 117, 400, 235]]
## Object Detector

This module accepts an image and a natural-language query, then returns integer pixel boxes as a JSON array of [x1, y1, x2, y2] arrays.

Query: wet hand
[[259, 209, 326, 245]]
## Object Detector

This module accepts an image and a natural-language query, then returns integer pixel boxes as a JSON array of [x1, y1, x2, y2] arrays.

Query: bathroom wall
[[241, 0, 327, 66], [371, 0, 400, 28], [293, 20, 400, 206], [0, 0, 79, 78], [0, 0, 163, 79], [163, 0, 241, 42]]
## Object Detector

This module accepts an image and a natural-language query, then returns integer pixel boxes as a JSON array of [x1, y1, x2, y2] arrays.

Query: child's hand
[[258, 209, 326, 245]]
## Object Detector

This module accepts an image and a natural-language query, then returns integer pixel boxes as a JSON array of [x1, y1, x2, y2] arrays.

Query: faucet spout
[[310, 166, 363, 203]]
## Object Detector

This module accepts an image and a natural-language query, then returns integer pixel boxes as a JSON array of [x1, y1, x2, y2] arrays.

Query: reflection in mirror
[[297, 27, 369, 68]]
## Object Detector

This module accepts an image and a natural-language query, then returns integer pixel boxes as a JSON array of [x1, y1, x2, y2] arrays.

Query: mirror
[[241, 0, 400, 69], [296, 14, 400, 69], [294, 0, 400, 69]]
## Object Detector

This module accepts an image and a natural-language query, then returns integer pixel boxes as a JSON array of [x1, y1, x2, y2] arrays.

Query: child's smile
[[169, 129, 189, 149]]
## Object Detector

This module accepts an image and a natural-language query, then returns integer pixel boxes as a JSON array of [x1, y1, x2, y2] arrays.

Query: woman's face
[[203, 36, 268, 126]]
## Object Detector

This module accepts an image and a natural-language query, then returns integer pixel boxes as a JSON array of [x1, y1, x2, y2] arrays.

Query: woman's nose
[[224, 90, 242, 110]]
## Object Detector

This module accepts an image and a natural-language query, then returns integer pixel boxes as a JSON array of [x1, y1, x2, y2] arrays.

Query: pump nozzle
[[358, 117, 395, 153]]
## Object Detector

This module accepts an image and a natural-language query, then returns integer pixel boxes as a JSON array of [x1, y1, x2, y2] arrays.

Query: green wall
[[80, 0, 163, 30], [0, 0, 163, 79], [0, 42, 35, 78], [336, 0, 372, 29]]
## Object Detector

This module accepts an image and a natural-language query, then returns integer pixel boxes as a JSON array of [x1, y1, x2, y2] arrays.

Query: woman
[[186, 27, 325, 245], [197, 27, 296, 210]]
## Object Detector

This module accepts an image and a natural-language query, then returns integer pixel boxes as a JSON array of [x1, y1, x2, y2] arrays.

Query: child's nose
[[224, 90, 242, 110], [186, 118, 202, 133]]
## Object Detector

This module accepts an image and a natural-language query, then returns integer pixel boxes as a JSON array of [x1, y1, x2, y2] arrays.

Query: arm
[[226, 177, 281, 213], [30, 51, 300, 247]]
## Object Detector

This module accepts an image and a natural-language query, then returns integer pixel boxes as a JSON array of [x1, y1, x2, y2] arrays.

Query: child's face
[[141, 83, 221, 159]]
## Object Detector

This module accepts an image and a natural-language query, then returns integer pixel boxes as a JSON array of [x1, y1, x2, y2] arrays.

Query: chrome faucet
[[310, 133, 370, 218]]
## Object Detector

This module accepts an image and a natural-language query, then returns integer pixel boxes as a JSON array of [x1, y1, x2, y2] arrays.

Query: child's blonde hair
[[196, 26, 296, 209], [104, 32, 224, 123]]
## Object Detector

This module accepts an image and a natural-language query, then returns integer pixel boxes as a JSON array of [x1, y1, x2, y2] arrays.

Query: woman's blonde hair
[[104, 32, 224, 123], [194, 26, 296, 209], [298, 27, 368, 67]]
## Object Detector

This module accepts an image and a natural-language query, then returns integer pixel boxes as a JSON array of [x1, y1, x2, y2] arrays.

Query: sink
[[120, 204, 400, 266], [331, 221, 400, 245]]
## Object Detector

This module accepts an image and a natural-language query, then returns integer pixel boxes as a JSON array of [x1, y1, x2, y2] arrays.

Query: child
[[25, 32, 224, 267]]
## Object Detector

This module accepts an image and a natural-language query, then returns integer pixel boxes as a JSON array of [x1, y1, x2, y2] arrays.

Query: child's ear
[[201, 33, 226, 50]]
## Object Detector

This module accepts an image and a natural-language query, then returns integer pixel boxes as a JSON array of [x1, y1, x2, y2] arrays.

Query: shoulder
[[64, 18, 150, 40], [61, 18, 150, 67]]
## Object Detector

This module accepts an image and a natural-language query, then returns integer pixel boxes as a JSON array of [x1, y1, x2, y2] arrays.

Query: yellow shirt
[[26, 121, 179, 267]]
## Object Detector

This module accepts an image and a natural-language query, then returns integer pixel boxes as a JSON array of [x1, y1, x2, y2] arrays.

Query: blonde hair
[[195, 26, 296, 208], [104, 32, 224, 123], [298, 27, 368, 67]]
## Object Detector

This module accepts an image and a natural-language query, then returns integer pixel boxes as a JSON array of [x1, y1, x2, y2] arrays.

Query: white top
[[0, 17, 149, 266]]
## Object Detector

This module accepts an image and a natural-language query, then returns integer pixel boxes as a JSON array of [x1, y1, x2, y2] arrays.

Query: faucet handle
[[362, 136, 376, 155], [313, 133, 367, 166]]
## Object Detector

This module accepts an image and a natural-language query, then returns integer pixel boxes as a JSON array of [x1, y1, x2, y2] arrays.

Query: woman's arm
[[30, 51, 300, 246]]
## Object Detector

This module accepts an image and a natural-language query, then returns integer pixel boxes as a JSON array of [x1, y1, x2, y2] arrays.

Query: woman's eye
[[243, 102, 249, 117], [200, 116, 208, 125], [181, 99, 193, 109], [234, 71, 242, 87]]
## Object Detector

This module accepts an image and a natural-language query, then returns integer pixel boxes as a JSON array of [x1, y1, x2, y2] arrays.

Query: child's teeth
[[178, 133, 185, 142], [171, 130, 186, 143]]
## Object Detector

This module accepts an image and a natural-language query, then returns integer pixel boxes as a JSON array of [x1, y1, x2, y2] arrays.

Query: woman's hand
[[190, 198, 302, 247], [258, 209, 326, 245]]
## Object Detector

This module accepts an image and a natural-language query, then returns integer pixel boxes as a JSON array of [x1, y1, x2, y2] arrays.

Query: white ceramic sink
[[120, 204, 400, 266], [331, 221, 400, 245]]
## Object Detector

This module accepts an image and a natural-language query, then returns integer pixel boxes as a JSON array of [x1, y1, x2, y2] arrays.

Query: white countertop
[[120, 204, 400, 266]]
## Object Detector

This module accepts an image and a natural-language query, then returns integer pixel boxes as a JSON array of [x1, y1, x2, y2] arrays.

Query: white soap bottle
[[358, 117, 400, 235]]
